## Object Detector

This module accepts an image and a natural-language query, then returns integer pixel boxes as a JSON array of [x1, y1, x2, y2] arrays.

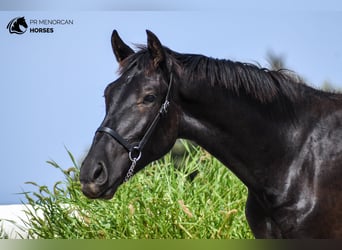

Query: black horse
[[7, 17, 28, 34], [80, 30, 342, 238]]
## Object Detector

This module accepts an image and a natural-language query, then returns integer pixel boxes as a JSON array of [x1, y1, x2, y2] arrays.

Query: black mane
[[171, 50, 305, 103], [120, 46, 304, 103]]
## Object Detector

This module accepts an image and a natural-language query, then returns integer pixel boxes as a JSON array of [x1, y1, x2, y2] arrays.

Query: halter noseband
[[96, 73, 173, 181]]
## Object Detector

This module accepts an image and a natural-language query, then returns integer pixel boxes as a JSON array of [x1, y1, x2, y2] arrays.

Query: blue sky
[[1, 1, 342, 204]]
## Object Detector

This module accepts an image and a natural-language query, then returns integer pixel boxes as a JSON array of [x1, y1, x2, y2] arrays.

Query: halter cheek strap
[[96, 73, 173, 181]]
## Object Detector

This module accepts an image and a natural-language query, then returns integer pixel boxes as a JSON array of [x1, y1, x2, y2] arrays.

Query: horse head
[[80, 30, 180, 199], [7, 17, 28, 34]]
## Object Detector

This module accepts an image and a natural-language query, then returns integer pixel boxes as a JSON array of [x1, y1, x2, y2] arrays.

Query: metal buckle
[[160, 100, 170, 115]]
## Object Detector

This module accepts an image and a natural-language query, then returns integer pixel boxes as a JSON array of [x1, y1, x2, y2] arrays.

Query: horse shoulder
[[280, 109, 342, 237]]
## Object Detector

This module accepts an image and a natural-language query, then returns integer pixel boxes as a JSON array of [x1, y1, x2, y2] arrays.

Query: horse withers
[[80, 30, 342, 238]]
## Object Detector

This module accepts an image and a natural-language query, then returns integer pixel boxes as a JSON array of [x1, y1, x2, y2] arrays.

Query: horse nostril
[[92, 162, 108, 185], [93, 163, 103, 179]]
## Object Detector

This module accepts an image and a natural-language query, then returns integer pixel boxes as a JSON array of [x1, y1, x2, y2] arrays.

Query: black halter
[[96, 73, 173, 181]]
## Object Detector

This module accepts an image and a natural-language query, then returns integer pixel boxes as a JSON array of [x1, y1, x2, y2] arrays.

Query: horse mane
[[120, 45, 304, 104], [169, 50, 305, 103]]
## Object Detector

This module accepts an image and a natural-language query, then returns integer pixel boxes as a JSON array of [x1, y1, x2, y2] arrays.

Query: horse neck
[[176, 77, 300, 191]]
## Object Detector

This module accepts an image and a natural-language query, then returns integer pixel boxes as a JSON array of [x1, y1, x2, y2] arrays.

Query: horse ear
[[111, 30, 135, 64], [146, 30, 166, 68]]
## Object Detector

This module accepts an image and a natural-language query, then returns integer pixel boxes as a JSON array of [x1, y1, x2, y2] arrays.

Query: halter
[[96, 73, 173, 182]]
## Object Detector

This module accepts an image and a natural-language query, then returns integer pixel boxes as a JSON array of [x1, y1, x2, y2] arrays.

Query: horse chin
[[81, 178, 123, 200], [99, 188, 116, 200], [98, 179, 123, 200]]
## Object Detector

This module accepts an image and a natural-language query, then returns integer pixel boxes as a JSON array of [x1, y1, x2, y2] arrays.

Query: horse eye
[[143, 94, 156, 103]]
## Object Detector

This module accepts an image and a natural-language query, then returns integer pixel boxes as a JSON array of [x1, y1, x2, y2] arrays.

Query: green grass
[[22, 141, 253, 239]]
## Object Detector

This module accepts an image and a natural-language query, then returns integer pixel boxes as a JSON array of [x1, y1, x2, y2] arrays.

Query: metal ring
[[128, 146, 142, 162]]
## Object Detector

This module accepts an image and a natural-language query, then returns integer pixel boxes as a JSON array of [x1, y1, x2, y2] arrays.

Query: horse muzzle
[[80, 161, 119, 199]]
